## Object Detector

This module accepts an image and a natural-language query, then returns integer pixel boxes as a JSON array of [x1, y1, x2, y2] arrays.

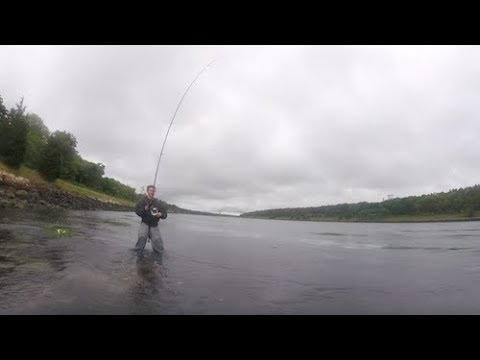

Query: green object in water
[[43, 226, 75, 237]]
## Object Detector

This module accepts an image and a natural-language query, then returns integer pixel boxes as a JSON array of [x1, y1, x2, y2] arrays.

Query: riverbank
[[241, 214, 480, 223], [0, 169, 134, 211]]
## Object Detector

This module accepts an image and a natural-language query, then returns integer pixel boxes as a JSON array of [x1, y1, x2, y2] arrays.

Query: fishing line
[[152, 60, 215, 188]]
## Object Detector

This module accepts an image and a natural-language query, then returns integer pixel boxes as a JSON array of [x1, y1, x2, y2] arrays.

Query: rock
[[14, 202, 25, 209], [15, 190, 29, 199], [17, 176, 29, 185], [6, 192, 15, 199], [30, 191, 40, 200]]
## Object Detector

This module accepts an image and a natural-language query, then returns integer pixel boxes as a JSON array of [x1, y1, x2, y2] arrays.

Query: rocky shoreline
[[0, 170, 133, 211]]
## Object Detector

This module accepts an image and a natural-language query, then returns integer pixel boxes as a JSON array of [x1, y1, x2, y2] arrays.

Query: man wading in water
[[135, 185, 168, 256]]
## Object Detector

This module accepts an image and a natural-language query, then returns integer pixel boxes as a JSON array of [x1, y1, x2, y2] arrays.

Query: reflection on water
[[2, 208, 480, 314], [128, 251, 168, 314]]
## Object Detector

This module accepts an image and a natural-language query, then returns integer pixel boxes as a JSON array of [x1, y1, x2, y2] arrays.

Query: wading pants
[[135, 222, 164, 253]]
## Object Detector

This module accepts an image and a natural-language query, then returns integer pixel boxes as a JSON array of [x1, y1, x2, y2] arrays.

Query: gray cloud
[[1, 45, 480, 214]]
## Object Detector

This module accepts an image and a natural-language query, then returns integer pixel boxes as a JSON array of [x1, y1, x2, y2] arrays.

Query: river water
[[1, 209, 480, 314]]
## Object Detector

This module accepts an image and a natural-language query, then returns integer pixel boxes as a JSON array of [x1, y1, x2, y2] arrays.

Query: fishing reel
[[151, 207, 159, 216]]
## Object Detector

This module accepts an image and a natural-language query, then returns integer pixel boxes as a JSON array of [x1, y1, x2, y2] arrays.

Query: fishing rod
[[152, 59, 215, 189]]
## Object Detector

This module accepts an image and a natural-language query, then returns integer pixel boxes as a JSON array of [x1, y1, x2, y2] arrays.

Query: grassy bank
[[0, 161, 135, 208], [55, 180, 134, 207]]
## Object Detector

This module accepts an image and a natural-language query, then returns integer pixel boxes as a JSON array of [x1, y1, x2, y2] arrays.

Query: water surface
[[1, 209, 480, 314]]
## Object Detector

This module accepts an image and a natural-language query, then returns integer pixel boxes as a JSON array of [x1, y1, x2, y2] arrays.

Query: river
[[1, 209, 480, 314]]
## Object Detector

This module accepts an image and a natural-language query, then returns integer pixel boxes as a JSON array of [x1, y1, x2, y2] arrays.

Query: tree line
[[241, 186, 480, 221], [0, 95, 137, 201]]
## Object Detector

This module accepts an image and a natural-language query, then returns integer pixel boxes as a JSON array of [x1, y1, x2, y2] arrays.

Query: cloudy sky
[[1, 45, 479, 214]]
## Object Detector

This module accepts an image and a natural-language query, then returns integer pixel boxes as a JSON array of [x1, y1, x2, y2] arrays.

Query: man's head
[[146, 185, 156, 199]]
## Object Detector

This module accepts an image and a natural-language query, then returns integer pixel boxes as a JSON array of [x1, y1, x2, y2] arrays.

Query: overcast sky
[[1, 45, 480, 214]]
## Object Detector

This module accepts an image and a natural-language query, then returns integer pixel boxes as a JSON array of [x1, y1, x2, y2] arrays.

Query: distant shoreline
[[240, 216, 480, 224]]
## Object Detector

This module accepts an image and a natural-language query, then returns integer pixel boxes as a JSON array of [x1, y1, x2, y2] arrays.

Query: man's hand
[[144, 205, 150, 211], [155, 212, 162, 218]]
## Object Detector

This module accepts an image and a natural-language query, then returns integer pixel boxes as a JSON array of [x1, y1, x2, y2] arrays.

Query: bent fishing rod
[[152, 59, 215, 189]]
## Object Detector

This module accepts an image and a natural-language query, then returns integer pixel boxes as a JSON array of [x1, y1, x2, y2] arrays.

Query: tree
[[101, 177, 137, 201], [0, 98, 28, 169], [0, 96, 8, 156], [39, 131, 77, 181], [0, 96, 7, 121], [24, 113, 50, 169], [67, 155, 105, 189], [80, 161, 105, 189]]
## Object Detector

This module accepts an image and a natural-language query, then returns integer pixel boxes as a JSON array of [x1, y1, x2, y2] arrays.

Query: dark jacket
[[135, 197, 168, 227]]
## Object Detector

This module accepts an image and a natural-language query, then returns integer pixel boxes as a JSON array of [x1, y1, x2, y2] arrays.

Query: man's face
[[147, 187, 155, 198]]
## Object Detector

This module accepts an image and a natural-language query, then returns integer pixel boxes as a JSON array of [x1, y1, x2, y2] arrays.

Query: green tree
[[67, 156, 105, 189], [24, 113, 50, 169], [0, 96, 8, 156], [39, 131, 77, 181], [0, 96, 7, 121], [80, 161, 105, 189], [0, 98, 28, 169], [101, 177, 137, 201]]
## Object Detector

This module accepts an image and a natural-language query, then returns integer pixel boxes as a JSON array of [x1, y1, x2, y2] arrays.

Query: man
[[134, 185, 168, 254]]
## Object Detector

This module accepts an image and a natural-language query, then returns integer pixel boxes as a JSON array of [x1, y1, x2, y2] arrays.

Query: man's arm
[[153, 200, 168, 219], [159, 206, 167, 219], [159, 202, 168, 219], [135, 198, 147, 217]]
